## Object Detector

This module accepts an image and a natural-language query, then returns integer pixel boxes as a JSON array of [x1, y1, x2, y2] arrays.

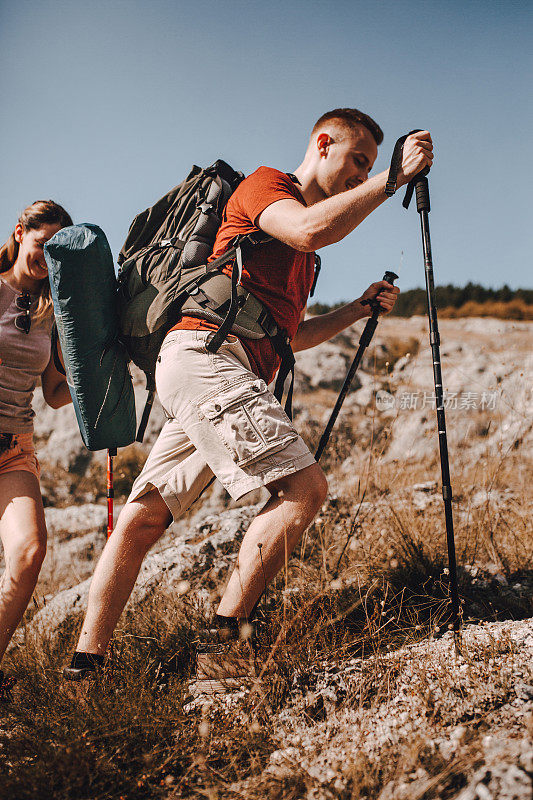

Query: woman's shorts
[[128, 329, 316, 521], [0, 432, 40, 479]]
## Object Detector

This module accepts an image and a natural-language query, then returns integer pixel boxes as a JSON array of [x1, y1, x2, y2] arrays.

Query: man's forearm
[[301, 171, 389, 251], [298, 131, 433, 251], [292, 301, 367, 353]]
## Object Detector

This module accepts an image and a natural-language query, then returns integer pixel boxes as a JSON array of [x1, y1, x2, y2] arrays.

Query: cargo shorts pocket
[[197, 377, 298, 467]]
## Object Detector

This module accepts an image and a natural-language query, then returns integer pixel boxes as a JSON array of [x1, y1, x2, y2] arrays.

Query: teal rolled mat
[[45, 224, 136, 451]]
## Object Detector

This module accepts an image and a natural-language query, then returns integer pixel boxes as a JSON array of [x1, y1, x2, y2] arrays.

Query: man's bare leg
[[75, 489, 171, 656], [74, 461, 325, 658], [216, 462, 327, 619]]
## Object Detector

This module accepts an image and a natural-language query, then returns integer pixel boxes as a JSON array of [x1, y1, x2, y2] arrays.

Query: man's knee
[[306, 464, 328, 510], [271, 462, 328, 512], [117, 489, 172, 552]]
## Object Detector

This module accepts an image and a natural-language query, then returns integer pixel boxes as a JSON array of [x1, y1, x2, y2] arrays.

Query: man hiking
[[64, 108, 433, 685]]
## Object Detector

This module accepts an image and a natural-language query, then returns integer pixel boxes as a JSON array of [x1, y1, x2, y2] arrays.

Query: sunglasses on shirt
[[15, 292, 32, 334]]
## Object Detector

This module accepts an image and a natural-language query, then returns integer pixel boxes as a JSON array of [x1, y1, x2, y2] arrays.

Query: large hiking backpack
[[117, 159, 320, 440], [118, 161, 242, 378]]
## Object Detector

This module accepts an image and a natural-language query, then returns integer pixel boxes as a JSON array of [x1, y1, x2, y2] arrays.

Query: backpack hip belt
[[181, 268, 296, 418]]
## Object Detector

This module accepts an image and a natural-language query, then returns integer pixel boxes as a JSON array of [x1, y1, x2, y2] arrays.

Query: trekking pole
[[406, 171, 461, 635], [385, 133, 461, 636], [106, 448, 116, 538], [315, 270, 398, 462]]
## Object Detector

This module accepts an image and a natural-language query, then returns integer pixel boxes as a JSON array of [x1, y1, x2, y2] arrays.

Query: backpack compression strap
[[185, 258, 297, 417], [118, 237, 186, 274], [310, 253, 321, 297], [272, 331, 296, 418], [205, 241, 244, 353]]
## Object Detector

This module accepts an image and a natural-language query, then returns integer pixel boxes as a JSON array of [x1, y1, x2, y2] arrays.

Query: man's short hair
[[312, 108, 383, 146]]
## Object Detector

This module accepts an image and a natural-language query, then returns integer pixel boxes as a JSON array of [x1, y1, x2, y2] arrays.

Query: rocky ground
[[1, 316, 532, 799], [18, 315, 531, 598], [236, 618, 533, 800]]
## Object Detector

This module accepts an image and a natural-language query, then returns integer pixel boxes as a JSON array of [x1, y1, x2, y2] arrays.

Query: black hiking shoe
[[62, 652, 104, 682], [188, 617, 269, 698], [191, 637, 258, 696], [194, 611, 270, 648], [62, 665, 98, 681], [0, 669, 16, 702]]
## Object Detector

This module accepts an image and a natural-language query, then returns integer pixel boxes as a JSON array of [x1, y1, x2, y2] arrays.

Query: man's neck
[[292, 164, 327, 207]]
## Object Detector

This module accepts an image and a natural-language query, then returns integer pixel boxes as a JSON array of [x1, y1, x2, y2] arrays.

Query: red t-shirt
[[170, 166, 316, 383]]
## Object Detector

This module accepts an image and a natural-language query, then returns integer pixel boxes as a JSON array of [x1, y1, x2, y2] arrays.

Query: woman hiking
[[0, 200, 73, 699]]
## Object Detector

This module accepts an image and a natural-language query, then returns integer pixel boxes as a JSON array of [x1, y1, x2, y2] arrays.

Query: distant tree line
[[308, 283, 533, 317]]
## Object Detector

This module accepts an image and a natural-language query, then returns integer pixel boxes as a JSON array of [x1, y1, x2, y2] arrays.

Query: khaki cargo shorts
[[128, 329, 316, 521]]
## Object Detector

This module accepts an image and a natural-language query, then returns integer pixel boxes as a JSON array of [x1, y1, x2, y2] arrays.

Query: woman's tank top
[[0, 279, 53, 434]]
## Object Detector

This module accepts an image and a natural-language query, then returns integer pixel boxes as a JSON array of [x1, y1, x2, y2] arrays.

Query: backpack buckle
[[246, 231, 271, 247]]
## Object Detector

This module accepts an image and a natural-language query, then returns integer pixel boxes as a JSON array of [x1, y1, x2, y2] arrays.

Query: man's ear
[[14, 223, 24, 244], [316, 133, 331, 157]]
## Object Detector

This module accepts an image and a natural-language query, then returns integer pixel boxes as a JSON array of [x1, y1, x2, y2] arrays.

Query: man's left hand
[[358, 280, 400, 316]]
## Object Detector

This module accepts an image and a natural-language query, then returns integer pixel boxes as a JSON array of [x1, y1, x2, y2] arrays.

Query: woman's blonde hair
[[0, 200, 73, 324]]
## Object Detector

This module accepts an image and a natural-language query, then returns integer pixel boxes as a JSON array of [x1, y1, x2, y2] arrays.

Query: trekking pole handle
[[412, 168, 431, 213], [361, 270, 399, 316], [383, 270, 399, 286]]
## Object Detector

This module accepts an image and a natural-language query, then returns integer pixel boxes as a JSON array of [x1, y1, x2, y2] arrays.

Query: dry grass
[[373, 336, 420, 371], [40, 444, 148, 508], [3, 317, 530, 797], [113, 444, 149, 499], [1, 429, 532, 798], [439, 299, 533, 320]]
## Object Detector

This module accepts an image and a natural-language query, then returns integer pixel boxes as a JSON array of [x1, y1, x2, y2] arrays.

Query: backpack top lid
[[118, 160, 243, 267]]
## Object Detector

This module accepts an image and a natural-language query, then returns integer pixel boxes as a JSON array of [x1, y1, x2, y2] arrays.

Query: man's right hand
[[397, 131, 434, 186]]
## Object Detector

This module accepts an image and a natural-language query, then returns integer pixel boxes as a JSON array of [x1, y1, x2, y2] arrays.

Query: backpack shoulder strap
[[135, 374, 156, 443], [204, 230, 272, 353], [51, 323, 66, 376]]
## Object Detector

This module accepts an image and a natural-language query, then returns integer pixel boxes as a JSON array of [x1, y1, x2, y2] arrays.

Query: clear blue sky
[[1, 0, 531, 302]]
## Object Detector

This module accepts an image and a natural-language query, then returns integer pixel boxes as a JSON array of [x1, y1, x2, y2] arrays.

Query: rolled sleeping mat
[[45, 223, 136, 451]]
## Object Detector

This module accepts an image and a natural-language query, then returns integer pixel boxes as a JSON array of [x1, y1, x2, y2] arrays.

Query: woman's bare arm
[[41, 348, 71, 408]]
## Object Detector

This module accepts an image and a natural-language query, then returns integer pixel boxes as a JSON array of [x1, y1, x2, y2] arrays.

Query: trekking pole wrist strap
[[385, 133, 412, 197], [385, 129, 429, 209]]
